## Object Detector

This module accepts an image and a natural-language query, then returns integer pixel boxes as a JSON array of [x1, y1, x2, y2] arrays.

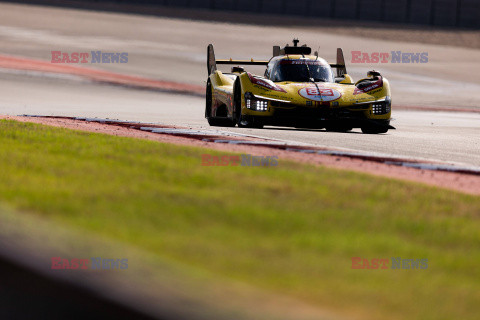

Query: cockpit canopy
[[267, 58, 334, 83]]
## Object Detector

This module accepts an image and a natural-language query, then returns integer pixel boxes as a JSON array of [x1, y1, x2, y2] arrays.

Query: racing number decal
[[306, 88, 333, 96], [299, 87, 341, 102]]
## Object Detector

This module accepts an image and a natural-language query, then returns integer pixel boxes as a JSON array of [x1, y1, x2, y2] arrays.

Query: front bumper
[[253, 105, 392, 129]]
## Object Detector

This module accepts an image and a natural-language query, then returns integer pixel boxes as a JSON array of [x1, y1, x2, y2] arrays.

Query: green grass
[[0, 119, 479, 320]]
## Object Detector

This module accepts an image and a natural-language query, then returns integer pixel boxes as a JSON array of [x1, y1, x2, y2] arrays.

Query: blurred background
[[0, 1, 479, 320]]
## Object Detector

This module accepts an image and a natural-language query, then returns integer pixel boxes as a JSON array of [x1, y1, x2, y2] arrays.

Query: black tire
[[238, 116, 264, 129], [206, 79, 235, 127], [234, 79, 264, 129], [233, 79, 242, 126], [205, 80, 212, 119], [361, 126, 389, 134], [208, 118, 236, 127]]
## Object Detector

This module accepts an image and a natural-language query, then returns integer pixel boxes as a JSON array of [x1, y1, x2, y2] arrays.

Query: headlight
[[372, 96, 391, 115], [245, 92, 268, 112]]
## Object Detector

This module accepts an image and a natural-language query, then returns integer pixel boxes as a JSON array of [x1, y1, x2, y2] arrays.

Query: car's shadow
[[262, 127, 364, 134]]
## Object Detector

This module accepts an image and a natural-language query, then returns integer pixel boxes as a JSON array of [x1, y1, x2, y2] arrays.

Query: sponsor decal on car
[[247, 73, 286, 92], [260, 92, 292, 100], [279, 59, 327, 66], [289, 83, 308, 86], [298, 87, 342, 102], [353, 78, 383, 95]]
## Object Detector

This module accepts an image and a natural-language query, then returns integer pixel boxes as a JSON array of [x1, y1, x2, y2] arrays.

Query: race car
[[205, 39, 394, 134]]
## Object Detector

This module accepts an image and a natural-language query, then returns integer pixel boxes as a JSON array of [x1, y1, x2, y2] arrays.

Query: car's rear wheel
[[206, 79, 235, 127]]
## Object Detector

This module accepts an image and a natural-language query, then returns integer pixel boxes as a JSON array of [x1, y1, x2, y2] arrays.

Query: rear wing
[[275, 46, 347, 77], [208, 44, 347, 77], [208, 44, 268, 75], [331, 48, 347, 77]]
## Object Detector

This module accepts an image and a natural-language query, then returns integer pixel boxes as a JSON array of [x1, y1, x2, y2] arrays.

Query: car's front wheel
[[234, 79, 264, 129], [238, 116, 264, 129]]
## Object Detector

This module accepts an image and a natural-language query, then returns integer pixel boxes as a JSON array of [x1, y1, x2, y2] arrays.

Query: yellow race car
[[206, 39, 394, 134]]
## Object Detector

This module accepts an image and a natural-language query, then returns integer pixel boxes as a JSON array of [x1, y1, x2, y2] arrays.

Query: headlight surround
[[245, 92, 268, 112], [371, 96, 391, 115]]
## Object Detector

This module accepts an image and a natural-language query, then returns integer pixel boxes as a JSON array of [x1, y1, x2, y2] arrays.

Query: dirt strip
[[0, 54, 204, 96], [2, 115, 479, 196]]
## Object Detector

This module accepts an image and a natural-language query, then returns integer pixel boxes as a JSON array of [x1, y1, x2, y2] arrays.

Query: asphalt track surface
[[0, 71, 478, 167], [0, 3, 479, 168]]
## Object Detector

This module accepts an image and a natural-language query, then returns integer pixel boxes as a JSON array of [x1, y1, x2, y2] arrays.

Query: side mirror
[[273, 46, 281, 57], [335, 74, 354, 84], [231, 66, 245, 73]]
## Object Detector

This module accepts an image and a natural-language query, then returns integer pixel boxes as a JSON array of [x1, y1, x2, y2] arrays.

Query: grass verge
[[0, 119, 479, 320]]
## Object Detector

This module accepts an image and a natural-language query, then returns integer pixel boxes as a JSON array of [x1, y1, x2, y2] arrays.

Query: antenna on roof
[[293, 38, 299, 47]]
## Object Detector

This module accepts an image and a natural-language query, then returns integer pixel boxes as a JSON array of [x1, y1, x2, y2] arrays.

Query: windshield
[[271, 60, 334, 83]]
